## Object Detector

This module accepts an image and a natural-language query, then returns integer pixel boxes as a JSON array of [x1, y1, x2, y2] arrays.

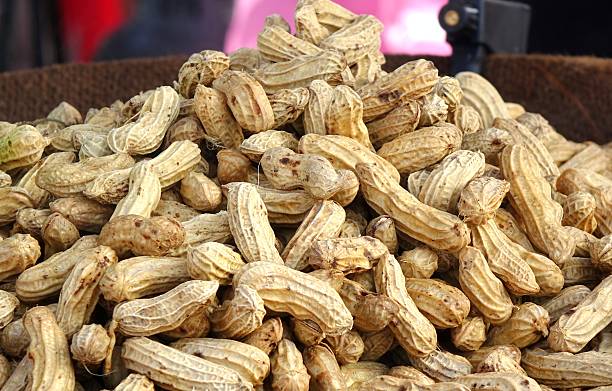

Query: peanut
[[16, 151, 75, 208], [209, 284, 265, 339], [242, 317, 284, 355], [0, 234, 40, 282], [55, 245, 118, 336], [49, 196, 114, 232], [112, 161, 161, 219], [366, 100, 421, 149], [357, 162, 470, 253], [0, 290, 19, 328], [98, 215, 185, 257], [70, 324, 111, 365], [361, 328, 396, 361], [271, 338, 310, 391], [0, 187, 34, 226], [458, 176, 510, 225], [486, 302, 549, 348], [325, 85, 372, 148], [0, 125, 48, 171], [456, 71, 510, 127], [193, 84, 244, 148], [449, 104, 483, 134], [121, 337, 252, 390], [177, 50, 229, 98], [113, 373, 155, 391], [23, 306, 75, 390], [408, 349, 473, 382], [562, 191, 598, 233], [548, 274, 612, 353], [171, 337, 270, 385], [168, 211, 232, 257], [41, 211, 80, 257], [404, 278, 470, 329], [451, 316, 487, 352], [234, 261, 353, 335], [240, 130, 299, 163], [269, 87, 310, 128], [454, 373, 540, 391], [303, 343, 347, 391], [225, 182, 283, 264]]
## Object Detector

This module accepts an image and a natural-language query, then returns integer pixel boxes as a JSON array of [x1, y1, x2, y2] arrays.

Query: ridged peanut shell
[[0, 187, 34, 226], [486, 302, 550, 348], [456, 71, 510, 128], [404, 278, 470, 329], [177, 50, 229, 97], [187, 242, 245, 285], [458, 176, 510, 225], [0, 125, 48, 171], [0, 234, 41, 282], [209, 284, 265, 339], [271, 338, 310, 391], [366, 101, 421, 148], [193, 84, 244, 148]]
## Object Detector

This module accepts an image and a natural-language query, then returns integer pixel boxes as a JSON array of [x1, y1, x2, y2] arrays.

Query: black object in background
[[440, 0, 531, 74], [521, 0, 612, 57], [95, 0, 234, 61]]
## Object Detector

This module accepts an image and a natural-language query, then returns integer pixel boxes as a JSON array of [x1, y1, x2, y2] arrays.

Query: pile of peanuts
[[1, 0, 611, 390]]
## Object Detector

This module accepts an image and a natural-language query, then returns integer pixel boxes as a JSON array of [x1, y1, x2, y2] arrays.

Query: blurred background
[[0, 0, 611, 71]]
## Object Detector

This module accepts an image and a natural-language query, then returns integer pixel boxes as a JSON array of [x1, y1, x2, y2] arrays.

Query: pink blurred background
[[225, 0, 452, 56]]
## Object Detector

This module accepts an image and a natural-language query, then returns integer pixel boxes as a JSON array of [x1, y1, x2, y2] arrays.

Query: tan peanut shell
[[240, 130, 299, 162], [70, 324, 111, 364], [475, 348, 526, 375], [213, 70, 274, 132], [234, 261, 353, 335], [0, 125, 48, 171], [114, 373, 155, 391], [257, 25, 321, 63], [548, 274, 612, 353], [418, 92, 448, 127], [112, 280, 218, 337], [486, 302, 549, 348], [167, 211, 232, 257], [366, 100, 421, 148], [494, 208, 535, 251], [292, 318, 325, 347], [358, 59, 438, 121], [304, 79, 334, 135], [15, 208, 52, 239], [47, 101, 81, 125], [325, 330, 364, 365], [15, 235, 98, 302], [254, 50, 347, 94], [562, 256, 601, 286], [418, 150, 485, 212], [282, 200, 345, 271], [562, 191, 598, 233], [341, 361, 388, 389], [455, 373, 540, 391], [303, 343, 347, 390], [121, 337, 252, 390], [0, 355, 32, 391], [591, 235, 612, 271], [456, 71, 510, 127], [325, 85, 372, 148], [320, 15, 382, 64], [449, 104, 483, 134], [522, 348, 612, 389], [361, 328, 395, 361], [108, 86, 179, 155], [163, 115, 207, 149], [56, 245, 118, 336], [458, 176, 510, 225], [193, 84, 244, 149], [339, 278, 397, 333], [271, 338, 310, 391], [255, 186, 315, 224], [471, 219, 540, 295], [509, 239, 564, 296], [16, 151, 76, 208], [451, 316, 487, 352], [299, 133, 401, 182], [0, 290, 18, 328], [242, 317, 283, 355], [23, 306, 75, 391], [209, 284, 265, 339], [408, 349, 473, 382], [0, 354, 9, 388], [404, 278, 470, 329], [179, 171, 221, 212], [559, 142, 609, 173], [494, 117, 560, 183], [397, 247, 438, 279], [501, 144, 575, 264], [458, 246, 513, 325], [177, 50, 229, 97], [357, 162, 470, 253], [0, 234, 40, 282], [378, 122, 463, 175], [112, 161, 161, 219], [0, 171, 10, 187], [36, 152, 135, 198], [269, 87, 310, 128], [310, 236, 388, 273], [99, 256, 190, 302], [171, 337, 270, 385], [49, 196, 114, 232], [161, 306, 210, 340], [386, 366, 434, 385], [557, 168, 612, 236], [542, 284, 591, 323], [374, 254, 437, 357], [461, 126, 513, 165], [0, 187, 34, 226], [294, 4, 329, 44], [366, 215, 398, 254], [99, 215, 185, 257], [357, 376, 470, 391], [261, 147, 344, 199], [187, 242, 244, 285], [41, 211, 80, 257], [352, 52, 384, 90], [152, 199, 199, 222], [225, 182, 283, 264]]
